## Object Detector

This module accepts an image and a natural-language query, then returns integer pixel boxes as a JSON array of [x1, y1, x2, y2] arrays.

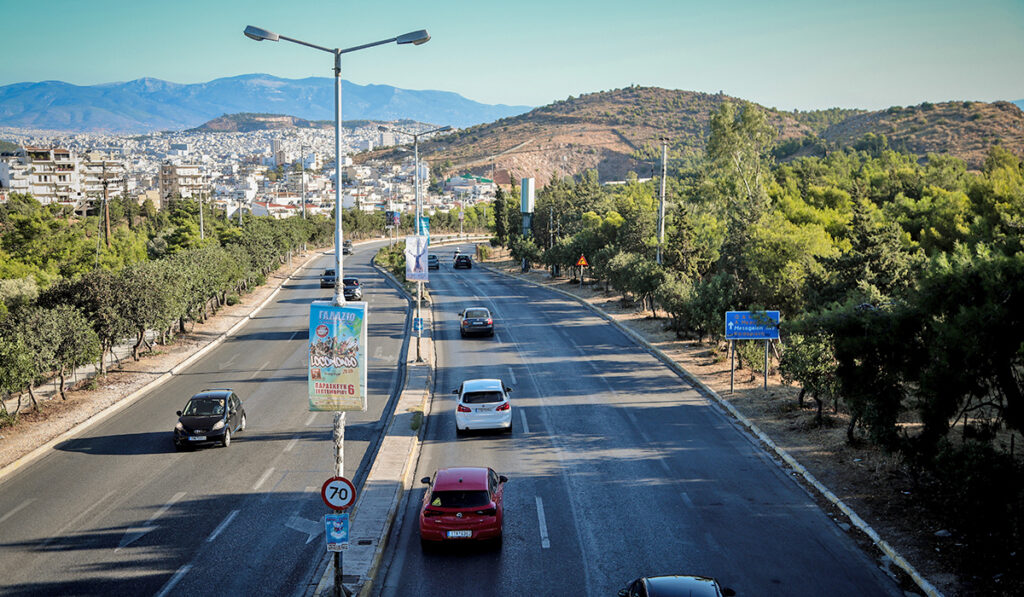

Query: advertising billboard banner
[[308, 301, 368, 411], [405, 235, 429, 282], [521, 177, 535, 213]]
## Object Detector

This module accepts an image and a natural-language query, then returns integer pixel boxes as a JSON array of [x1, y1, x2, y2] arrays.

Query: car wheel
[[174, 441, 183, 452], [492, 533, 503, 551], [488, 330, 495, 337], [222, 428, 231, 448], [239, 413, 246, 432], [455, 425, 465, 437], [420, 537, 434, 553], [460, 330, 466, 338]]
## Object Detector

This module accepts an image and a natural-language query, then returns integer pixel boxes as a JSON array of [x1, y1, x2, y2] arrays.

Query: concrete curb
[[478, 261, 942, 597], [0, 248, 329, 487]]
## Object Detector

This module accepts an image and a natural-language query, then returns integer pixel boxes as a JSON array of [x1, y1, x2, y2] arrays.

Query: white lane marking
[[507, 368, 517, 385], [535, 496, 551, 549], [284, 436, 300, 452], [0, 499, 34, 526], [305, 413, 317, 426], [249, 360, 271, 379], [206, 509, 240, 543], [289, 329, 303, 341], [42, 491, 114, 547], [519, 410, 530, 434], [151, 492, 187, 524], [253, 467, 275, 491], [285, 515, 323, 544], [154, 564, 192, 597], [680, 492, 695, 509]]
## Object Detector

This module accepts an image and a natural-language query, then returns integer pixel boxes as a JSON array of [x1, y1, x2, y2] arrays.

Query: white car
[[453, 378, 513, 434]]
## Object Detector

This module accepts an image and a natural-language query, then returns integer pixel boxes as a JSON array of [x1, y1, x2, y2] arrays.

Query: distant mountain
[[362, 87, 1024, 183], [0, 74, 532, 132]]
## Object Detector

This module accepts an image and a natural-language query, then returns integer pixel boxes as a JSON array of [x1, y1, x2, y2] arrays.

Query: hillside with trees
[[362, 86, 1024, 184]]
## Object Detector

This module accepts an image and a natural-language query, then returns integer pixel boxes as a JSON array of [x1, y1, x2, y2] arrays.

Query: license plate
[[447, 530, 472, 538], [475, 408, 489, 412], [189, 435, 206, 441]]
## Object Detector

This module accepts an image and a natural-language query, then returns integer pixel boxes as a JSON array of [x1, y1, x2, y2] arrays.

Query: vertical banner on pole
[[308, 300, 368, 412], [417, 216, 430, 245], [405, 235, 429, 282]]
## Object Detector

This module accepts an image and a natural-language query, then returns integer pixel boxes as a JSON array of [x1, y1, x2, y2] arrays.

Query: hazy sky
[[3, 0, 1022, 110]]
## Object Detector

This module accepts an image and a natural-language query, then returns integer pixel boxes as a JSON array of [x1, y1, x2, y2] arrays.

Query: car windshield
[[462, 390, 504, 404], [464, 309, 489, 319], [429, 490, 489, 508], [323, 269, 335, 276], [343, 278, 358, 285], [183, 397, 225, 416]]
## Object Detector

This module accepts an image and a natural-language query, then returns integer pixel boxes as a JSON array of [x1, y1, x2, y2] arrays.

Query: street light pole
[[657, 137, 668, 265], [379, 123, 451, 363], [244, 25, 430, 597]]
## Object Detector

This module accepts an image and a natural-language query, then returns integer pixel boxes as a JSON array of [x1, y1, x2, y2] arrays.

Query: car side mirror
[[504, 387, 512, 393], [176, 410, 182, 417], [498, 475, 508, 483], [617, 590, 629, 597], [721, 589, 735, 597], [420, 476, 431, 485], [458, 311, 464, 317], [451, 389, 459, 395]]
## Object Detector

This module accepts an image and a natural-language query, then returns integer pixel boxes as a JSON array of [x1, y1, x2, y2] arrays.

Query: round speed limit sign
[[321, 476, 356, 511]]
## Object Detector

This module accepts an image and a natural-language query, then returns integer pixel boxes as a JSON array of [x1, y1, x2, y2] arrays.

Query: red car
[[419, 467, 507, 549]]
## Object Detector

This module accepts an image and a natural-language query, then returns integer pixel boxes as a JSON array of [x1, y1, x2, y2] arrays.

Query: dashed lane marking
[[535, 496, 551, 549], [154, 564, 192, 597], [206, 509, 240, 543], [253, 467, 275, 491]]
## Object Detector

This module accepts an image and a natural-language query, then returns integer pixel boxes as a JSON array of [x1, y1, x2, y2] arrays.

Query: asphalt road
[[373, 245, 904, 597], [0, 239, 409, 597]]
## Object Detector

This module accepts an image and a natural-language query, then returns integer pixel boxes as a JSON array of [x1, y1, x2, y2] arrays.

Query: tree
[[50, 305, 100, 399], [493, 186, 510, 245], [778, 331, 839, 424]]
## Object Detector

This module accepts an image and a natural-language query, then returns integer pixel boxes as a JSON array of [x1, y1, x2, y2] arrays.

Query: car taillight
[[486, 318, 493, 325], [462, 320, 469, 326], [496, 402, 510, 411], [423, 508, 443, 518], [475, 505, 497, 516], [457, 405, 472, 413]]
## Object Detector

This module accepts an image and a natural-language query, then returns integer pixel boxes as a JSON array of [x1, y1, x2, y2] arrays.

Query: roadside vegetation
[[491, 101, 1024, 593]]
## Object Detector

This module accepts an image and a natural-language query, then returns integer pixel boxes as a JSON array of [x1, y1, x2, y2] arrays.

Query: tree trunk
[[26, 385, 39, 411], [813, 392, 823, 426], [846, 413, 859, 444], [133, 329, 144, 361], [997, 364, 1024, 434], [797, 387, 806, 409], [58, 366, 67, 400], [100, 344, 109, 375]]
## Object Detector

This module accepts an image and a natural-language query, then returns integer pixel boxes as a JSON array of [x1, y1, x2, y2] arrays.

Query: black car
[[343, 277, 362, 300], [619, 575, 735, 597], [320, 268, 337, 288], [460, 306, 494, 337], [454, 254, 472, 269], [428, 254, 440, 270], [342, 240, 354, 255], [174, 389, 246, 450]]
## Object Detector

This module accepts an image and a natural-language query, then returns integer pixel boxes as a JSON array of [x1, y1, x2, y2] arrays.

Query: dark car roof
[[433, 467, 489, 491], [456, 255, 471, 261], [189, 389, 232, 400], [644, 576, 721, 597], [343, 277, 359, 284], [322, 269, 335, 275]]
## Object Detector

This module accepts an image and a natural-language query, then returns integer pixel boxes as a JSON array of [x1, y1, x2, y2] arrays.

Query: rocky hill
[[189, 113, 333, 132], [363, 86, 816, 184], [361, 87, 1024, 183], [820, 100, 1024, 169]]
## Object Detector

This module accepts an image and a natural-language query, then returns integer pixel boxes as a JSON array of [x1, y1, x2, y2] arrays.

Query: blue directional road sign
[[325, 513, 349, 552], [725, 310, 780, 340], [413, 317, 423, 332]]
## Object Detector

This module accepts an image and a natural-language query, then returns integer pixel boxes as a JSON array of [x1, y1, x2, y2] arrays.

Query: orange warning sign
[[575, 255, 589, 267]]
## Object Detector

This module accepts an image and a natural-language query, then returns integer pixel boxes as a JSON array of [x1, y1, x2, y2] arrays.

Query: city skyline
[[1, 0, 1023, 113]]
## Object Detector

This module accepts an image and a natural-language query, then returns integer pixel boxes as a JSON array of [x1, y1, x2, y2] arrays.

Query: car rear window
[[323, 269, 335, 276], [429, 490, 490, 508], [462, 390, 503, 404], [464, 309, 489, 319], [343, 278, 359, 285]]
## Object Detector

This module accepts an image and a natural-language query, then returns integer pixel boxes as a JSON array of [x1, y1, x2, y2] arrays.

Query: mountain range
[[0, 74, 532, 132]]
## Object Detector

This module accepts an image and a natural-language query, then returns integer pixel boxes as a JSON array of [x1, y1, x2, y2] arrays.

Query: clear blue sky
[[3, 0, 1022, 110]]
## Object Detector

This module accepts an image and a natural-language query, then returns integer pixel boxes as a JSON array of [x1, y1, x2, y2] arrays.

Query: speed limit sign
[[321, 476, 356, 511]]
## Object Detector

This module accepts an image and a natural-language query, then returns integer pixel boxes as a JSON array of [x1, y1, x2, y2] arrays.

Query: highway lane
[[374, 244, 904, 597], [0, 239, 409, 597]]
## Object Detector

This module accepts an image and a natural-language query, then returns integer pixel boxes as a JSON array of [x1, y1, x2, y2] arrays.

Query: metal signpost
[[576, 254, 589, 288], [725, 310, 781, 392], [321, 476, 356, 591]]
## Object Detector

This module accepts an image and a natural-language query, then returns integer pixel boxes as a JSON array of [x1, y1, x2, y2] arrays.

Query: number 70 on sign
[[321, 476, 357, 511]]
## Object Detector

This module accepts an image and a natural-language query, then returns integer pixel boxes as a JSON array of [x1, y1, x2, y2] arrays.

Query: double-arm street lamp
[[244, 24, 430, 307], [378, 123, 450, 362]]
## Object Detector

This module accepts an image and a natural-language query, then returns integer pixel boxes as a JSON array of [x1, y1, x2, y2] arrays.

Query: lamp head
[[396, 29, 430, 45], [437, 126, 452, 133], [244, 25, 279, 42]]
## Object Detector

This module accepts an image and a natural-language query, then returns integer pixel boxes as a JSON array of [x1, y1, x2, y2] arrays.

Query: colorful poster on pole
[[325, 513, 349, 551], [417, 216, 430, 244], [405, 235, 429, 282], [308, 300, 368, 411]]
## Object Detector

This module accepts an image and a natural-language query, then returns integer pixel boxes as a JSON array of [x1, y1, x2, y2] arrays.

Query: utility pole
[[102, 162, 112, 249], [656, 137, 668, 265], [199, 187, 205, 241]]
